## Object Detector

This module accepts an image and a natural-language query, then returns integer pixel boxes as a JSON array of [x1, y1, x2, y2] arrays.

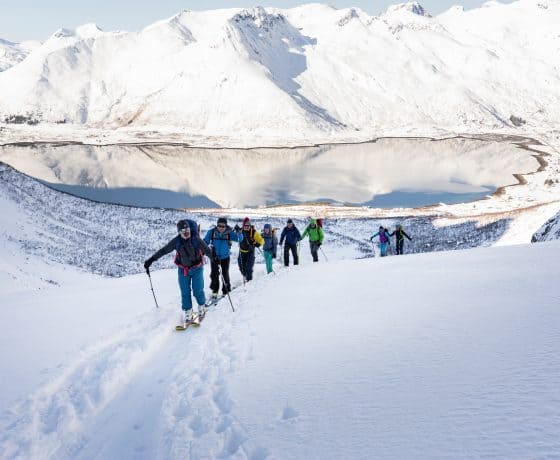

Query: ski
[[175, 321, 195, 332]]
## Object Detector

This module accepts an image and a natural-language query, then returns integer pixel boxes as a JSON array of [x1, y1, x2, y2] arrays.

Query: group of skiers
[[143, 217, 410, 323], [143, 217, 325, 323], [370, 224, 412, 257]]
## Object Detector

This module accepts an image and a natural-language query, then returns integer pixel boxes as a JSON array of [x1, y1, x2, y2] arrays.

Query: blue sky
[[1, 0, 515, 43]]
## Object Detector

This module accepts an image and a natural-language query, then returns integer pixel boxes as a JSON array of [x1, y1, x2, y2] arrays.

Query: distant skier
[[370, 226, 392, 257], [203, 217, 242, 299], [261, 223, 278, 274], [279, 218, 301, 267], [144, 219, 212, 323], [301, 218, 324, 262], [390, 224, 412, 255], [234, 217, 264, 282]]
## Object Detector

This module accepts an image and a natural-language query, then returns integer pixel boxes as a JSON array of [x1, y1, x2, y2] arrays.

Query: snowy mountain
[[532, 208, 560, 241], [0, 38, 39, 72], [0, 0, 559, 143], [1, 159, 559, 457]]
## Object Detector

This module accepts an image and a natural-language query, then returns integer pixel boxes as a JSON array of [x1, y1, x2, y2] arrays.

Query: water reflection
[[0, 138, 538, 208]]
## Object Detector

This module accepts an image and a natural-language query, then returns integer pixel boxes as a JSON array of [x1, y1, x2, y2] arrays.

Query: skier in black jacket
[[279, 219, 301, 266], [390, 224, 412, 255], [144, 219, 212, 322]]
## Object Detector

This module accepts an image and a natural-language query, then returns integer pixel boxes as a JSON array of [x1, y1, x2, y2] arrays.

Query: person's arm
[[280, 228, 286, 245], [144, 237, 176, 270], [301, 226, 309, 240], [203, 228, 213, 245], [198, 236, 213, 258], [254, 231, 265, 247], [272, 235, 278, 255], [403, 230, 412, 241], [370, 232, 379, 241]]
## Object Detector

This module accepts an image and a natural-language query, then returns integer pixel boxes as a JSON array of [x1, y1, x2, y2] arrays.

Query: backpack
[[316, 218, 323, 229], [211, 227, 232, 248]]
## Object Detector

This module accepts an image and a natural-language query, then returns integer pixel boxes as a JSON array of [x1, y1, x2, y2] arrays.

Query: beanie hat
[[177, 220, 189, 232], [217, 217, 227, 225], [287, 218, 293, 224], [242, 217, 250, 226]]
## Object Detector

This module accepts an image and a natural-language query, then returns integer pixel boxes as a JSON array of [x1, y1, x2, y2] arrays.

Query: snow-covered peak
[[75, 23, 103, 39], [232, 6, 287, 30], [385, 1, 431, 17]]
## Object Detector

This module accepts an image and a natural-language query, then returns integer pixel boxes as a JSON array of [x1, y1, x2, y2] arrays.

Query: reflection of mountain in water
[[0, 138, 538, 208]]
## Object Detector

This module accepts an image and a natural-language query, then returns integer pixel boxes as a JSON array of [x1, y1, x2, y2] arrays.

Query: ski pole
[[146, 269, 160, 308], [320, 246, 328, 262], [218, 266, 235, 312]]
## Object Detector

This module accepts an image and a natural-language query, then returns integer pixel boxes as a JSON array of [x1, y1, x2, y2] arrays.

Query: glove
[[255, 242, 261, 248], [143, 257, 154, 273], [272, 253, 276, 259], [317, 242, 322, 247], [234, 224, 241, 232]]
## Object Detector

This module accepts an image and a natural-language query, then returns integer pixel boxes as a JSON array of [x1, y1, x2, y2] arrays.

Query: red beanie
[[242, 217, 250, 226]]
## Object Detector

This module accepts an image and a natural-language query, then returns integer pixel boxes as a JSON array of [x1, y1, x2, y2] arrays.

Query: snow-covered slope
[[1, 227, 559, 458], [0, 0, 559, 143], [533, 208, 560, 241], [0, 38, 39, 72]]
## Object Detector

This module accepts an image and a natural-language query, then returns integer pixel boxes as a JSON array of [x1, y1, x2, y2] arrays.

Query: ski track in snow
[[0, 304, 174, 459]]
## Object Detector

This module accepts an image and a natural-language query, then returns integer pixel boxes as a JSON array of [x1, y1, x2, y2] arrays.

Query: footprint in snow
[[281, 405, 299, 420]]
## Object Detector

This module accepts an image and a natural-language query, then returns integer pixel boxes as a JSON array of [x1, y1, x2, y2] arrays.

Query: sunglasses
[[180, 228, 191, 233]]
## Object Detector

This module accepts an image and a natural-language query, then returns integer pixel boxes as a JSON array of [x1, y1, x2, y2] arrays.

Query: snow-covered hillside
[[0, 0, 559, 144], [1, 160, 524, 284], [1, 208, 559, 458]]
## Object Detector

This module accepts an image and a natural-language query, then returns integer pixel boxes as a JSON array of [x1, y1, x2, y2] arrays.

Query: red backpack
[[316, 218, 323, 228]]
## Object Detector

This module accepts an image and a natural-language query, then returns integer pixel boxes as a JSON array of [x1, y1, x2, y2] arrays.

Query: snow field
[[2, 240, 559, 458]]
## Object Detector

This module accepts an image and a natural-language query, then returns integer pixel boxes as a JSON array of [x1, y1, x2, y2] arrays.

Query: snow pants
[[283, 243, 299, 266], [238, 250, 255, 281], [396, 239, 405, 255], [378, 242, 389, 257], [209, 257, 231, 294], [310, 241, 320, 262], [264, 250, 274, 273], [178, 266, 206, 311]]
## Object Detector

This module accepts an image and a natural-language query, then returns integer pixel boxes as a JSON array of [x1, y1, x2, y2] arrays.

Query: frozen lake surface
[[0, 137, 538, 209]]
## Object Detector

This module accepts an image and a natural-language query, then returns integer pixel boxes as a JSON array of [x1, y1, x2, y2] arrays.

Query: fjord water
[[0, 138, 538, 209]]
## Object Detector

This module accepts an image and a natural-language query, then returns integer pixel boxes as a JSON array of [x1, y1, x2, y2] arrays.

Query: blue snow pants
[[178, 266, 206, 311]]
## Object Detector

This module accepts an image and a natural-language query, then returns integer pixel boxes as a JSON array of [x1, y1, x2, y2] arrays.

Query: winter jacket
[[149, 235, 212, 269], [301, 219, 324, 243], [280, 225, 301, 245], [390, 228, 411, 242], [261, 224, 278, 256], [370, 229, 391, 244], [203, 226, 242, 260], [238, 226, 265, 252]]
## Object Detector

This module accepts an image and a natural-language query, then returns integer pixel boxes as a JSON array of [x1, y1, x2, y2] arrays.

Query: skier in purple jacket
[[370, 226, 392, 257]]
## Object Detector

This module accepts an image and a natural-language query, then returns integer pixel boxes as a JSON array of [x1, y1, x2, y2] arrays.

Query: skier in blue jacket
[[279, 219, 301, 266], [203, 217, 242, 299]]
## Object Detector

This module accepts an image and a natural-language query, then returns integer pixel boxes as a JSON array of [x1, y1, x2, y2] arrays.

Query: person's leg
[[190, 266, 206, 308], [291, 244, 299, 265], [220, 257, 231, 293], [264, 251, 273, 273], [238, 253, 246, 278], [209, 259, 220, 293], [310, 242, 319, 262], [178, 268, 193, 311], [381, 242, 388, 257], [284, 244, 290, 266], [245, 251, 255, 281]]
